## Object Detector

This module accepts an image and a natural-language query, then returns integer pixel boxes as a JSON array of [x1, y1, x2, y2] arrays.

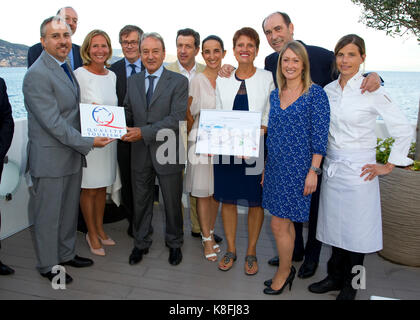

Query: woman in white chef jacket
[[308, 34, 413, 300]]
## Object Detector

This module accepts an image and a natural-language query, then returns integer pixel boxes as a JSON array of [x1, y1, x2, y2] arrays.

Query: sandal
[[244, 255, 258, 275], [210, 230, 221, 253], [218, 252, 237, 271], [201, 234, 217, 262]]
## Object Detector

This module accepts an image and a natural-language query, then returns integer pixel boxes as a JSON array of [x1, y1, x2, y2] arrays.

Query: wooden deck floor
[[1, 201, 420, 300]]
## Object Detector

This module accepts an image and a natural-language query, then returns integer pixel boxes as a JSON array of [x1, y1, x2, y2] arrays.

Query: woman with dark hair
[[74, 30, 119, 256], [309, 34, 413, 300], [186, 35, 226, 261], [262, 40, 330, 295], [215, 27, 274, 275]]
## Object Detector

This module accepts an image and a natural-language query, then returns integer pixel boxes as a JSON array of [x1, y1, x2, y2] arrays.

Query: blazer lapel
[[136, 70, 147, 108], [42, 51, 78, 94]]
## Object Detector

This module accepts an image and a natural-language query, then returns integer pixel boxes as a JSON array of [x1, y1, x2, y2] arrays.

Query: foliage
[[351, 0, 420, 42], [376, 137, 419, 170]]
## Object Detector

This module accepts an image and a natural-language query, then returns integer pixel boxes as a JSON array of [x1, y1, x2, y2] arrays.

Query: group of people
[[0, 7, 414, 301]]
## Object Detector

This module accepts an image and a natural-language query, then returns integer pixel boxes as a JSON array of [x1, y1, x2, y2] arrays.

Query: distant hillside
[[0, 39, 178, 67], [0, 39, 29, 67]]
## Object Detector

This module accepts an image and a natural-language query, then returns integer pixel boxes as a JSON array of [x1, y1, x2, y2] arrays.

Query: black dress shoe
[[168, 248, 182, 265], [263, 266, 296, 295], [213, 233, 223, 244], [308, 276, 343, 294], [41, 271, 73, 284], [0, 261, 15, 275], [129, 247, 149, 265], [61, 255, 94, 268], [298, 260, 318, 279], [191, 231, 201, 238], [336, 286, 357, 300]]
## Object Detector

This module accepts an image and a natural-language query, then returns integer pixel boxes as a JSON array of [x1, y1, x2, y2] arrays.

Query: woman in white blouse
[[309, 34, 413, 300]]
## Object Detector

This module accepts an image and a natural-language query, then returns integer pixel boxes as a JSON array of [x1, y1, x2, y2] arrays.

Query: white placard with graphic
[[80, 104, 127, 139], [195, 109, 262, 157]]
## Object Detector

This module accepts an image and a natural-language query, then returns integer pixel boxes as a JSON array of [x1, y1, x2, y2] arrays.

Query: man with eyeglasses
[[110, 25, 145, 238], [27, 7, 82, 70]]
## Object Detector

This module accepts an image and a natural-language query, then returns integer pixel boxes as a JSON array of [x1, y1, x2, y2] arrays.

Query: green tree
[[351, 0, 420, 42]]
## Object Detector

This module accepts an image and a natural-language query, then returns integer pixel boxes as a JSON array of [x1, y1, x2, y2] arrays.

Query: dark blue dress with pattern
[[262, 84, 330, 222], [214, 76, 263, 207]]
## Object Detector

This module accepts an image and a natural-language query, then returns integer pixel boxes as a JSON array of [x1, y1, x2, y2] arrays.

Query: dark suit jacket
[[27, 42, 83, 70], [265, 40, 337, 88], [0, 78, 14, 181], [110, 58, 145, 107], [124, 68, 188, 175]]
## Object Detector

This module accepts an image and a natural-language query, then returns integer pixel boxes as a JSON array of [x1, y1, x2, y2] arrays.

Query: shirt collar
[[125, 57, 142, 68], [337, 70, 364, 91], [145, 64, 164, 78], [177, 60, 196, 74]]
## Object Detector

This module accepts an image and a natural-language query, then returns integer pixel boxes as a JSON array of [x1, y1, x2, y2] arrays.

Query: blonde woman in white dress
[[74, 30, 118, 256], [309, 34, 413, 300], [186, 35, 226, 261]]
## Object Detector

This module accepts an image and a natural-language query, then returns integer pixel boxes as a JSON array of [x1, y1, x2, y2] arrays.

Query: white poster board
[[195, 109, 262, 157], [80, 104, 127, 138]]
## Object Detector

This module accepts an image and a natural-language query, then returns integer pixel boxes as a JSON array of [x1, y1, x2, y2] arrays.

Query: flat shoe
[[218, 252, 236, 271], [244, 255, 258, 275]]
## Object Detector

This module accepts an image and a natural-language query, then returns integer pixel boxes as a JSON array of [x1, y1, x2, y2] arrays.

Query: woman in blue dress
[[262, 41, 330, 295]]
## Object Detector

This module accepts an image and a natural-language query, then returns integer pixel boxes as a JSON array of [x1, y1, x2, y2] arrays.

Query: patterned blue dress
[[262, 84, 330, 222]]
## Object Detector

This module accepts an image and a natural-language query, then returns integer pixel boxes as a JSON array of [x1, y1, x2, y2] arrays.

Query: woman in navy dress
[[215, 27, 274, 275], [262, 41, 329, 295]]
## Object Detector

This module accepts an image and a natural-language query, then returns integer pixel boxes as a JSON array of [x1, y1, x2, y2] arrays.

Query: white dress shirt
[[177, 60, 198, 83], [324, 71, 413, 166]]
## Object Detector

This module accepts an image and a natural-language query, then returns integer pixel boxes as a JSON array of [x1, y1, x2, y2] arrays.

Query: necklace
[[280, 84, 303, 110]]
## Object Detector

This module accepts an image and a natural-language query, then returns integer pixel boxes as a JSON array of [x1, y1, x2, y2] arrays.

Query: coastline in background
[[0, 67, 419, 122]]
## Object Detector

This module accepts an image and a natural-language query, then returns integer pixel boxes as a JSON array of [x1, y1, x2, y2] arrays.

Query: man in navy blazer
[[0, 77, 15, 275], [262, 11, 381, 280], [27, 7, 82, 70], [110, 26, 145, 237]]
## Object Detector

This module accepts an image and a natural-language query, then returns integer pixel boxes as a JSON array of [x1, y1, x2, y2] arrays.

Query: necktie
[[61, 63, 73, 83], [129, 64, 137, 76], [65, 55, 72, 70], [146, 75, 156, 107]]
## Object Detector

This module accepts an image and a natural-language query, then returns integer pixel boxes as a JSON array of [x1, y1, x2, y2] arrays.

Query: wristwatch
[[310, 165, 322, 175]]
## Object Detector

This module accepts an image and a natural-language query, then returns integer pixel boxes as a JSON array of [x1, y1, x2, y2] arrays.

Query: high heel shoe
[[86, 233, 105, 256], [98, 235, 116, 246], [263, 266, 296, 295], [201, 234, 217, 262]]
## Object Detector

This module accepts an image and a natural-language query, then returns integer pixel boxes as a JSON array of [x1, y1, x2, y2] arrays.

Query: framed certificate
[[80, 104, 127, 139], [195, 109, 262, 157]]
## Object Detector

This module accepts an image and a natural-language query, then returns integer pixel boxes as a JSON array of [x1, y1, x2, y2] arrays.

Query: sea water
[[1, 67, 419, 122]]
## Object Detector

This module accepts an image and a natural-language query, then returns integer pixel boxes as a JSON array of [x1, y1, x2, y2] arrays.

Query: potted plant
[[377, 104, 420, 267]]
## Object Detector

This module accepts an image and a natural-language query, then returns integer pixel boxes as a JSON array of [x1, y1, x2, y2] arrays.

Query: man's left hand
[[121, 127, 142, 142], [361, 72, 381, 94]]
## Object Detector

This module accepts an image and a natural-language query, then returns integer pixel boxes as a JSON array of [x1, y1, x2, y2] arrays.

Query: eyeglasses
[[121, 41, 139, 48]]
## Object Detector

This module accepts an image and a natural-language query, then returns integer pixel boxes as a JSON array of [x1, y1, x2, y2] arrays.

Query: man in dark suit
[[0, 77, 15, 276], [122, 32, 188, 266], [261, 12, 381, 280], [110, 25, 144, 238], [23, 16, 111, 284], [27, 7, 82, 70]]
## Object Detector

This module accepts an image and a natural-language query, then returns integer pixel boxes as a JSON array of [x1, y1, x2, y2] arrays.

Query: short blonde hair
[[276, 41, 312, 96], [80, 29, 113, 67]]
